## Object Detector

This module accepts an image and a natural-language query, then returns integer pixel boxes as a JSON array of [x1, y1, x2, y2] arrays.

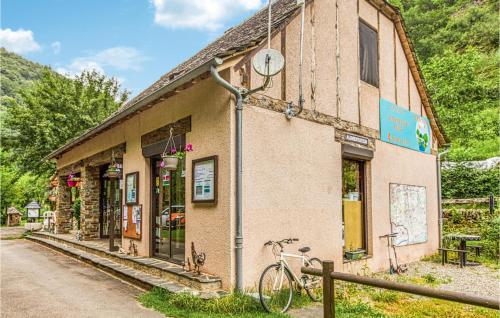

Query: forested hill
[[0, 48, 49, 99], [389, 0, 499, 160]]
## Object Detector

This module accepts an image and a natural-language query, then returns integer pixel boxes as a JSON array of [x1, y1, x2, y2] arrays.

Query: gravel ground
[[386, 261, 500, 299]]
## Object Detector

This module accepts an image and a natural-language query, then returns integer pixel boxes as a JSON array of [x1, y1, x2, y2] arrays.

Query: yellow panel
[[343, 200, 363, 251]]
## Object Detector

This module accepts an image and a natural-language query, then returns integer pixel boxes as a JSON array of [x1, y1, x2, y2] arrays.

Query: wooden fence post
[[322, 260, 335, 318]]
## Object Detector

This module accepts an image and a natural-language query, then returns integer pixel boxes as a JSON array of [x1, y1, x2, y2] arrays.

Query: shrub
[[441, 164, 499, 199]]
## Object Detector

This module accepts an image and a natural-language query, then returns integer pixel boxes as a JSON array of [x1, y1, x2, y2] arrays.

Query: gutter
[[210, 58, 244, 292], [43, 58, 219, 161]]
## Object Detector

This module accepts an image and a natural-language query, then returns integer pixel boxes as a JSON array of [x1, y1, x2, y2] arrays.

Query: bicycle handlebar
[[264, 238, 299, 247]]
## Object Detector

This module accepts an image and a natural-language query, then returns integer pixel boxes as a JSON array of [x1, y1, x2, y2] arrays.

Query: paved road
[[0, 226, 25, 240], [1, 239, 163, 318]]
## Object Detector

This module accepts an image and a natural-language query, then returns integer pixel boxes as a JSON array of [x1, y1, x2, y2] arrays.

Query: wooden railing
[[301, 261, 499, 318]]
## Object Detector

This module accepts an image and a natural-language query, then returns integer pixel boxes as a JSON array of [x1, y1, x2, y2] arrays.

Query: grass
[[139, 282, 498, 318], [334, 280, 498, 318], [139, 288, 288, 318]]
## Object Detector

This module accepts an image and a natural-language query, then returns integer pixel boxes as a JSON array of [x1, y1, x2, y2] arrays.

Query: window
[[342, 159, 367, 260], [359, 21, 379, 87]]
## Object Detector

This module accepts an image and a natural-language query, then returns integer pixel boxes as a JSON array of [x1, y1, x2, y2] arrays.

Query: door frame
[[99, 164, 123, 239], [150, 156, 185, 265]]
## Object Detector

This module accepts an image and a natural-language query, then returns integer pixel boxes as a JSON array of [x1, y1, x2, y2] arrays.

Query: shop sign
[[344, 133, 369, 146], [380, 99, 431, 154]]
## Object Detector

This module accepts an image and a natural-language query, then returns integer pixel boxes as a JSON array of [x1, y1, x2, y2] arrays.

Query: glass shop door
[[152, 157, 186, 264], [100, 165, 122, 238]]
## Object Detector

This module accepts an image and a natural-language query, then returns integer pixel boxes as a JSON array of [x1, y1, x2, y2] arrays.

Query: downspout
[[210, 58, 244, 291], [437, 146, 450, 248]]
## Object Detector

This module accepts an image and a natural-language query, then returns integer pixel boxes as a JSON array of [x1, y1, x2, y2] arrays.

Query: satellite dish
[[252, 48, 285, 77]]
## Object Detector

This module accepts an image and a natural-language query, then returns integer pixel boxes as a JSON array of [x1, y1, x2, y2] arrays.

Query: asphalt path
[[0, 239, 163, 318]]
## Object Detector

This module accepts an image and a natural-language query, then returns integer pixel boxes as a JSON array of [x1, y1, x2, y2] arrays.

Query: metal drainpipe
[[210, 58, 244, 291], [437, 146, 450, 248]]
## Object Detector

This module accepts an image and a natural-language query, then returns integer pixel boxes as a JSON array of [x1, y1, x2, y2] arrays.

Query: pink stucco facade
[[54, 0, 444, 290]]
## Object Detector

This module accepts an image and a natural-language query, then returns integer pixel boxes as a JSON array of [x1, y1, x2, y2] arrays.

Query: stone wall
[[80, 166, 100, 240], [55, 176, 72, 234]]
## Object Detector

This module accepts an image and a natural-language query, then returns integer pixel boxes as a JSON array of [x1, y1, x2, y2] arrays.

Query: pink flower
[[170, 146, 177, 154], [160, 161, 165, 168], [185, 144, 193, 152]]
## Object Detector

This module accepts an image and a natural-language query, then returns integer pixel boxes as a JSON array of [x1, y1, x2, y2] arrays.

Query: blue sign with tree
[[380, 99, 431, 154]]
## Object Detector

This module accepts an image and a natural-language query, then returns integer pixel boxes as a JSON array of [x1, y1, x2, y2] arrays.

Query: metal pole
[[322, 261, 335, 318]]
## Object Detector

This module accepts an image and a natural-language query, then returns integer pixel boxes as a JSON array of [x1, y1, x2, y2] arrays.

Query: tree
[[3, 69, 129, 175], [423, 48, 499, 160]]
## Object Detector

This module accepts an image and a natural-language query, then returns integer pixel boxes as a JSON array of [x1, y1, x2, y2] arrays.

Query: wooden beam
[[141, 116, 192, 148]]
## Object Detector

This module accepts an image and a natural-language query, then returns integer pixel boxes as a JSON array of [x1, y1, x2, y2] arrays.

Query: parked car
[[161, 205, 185, 227]]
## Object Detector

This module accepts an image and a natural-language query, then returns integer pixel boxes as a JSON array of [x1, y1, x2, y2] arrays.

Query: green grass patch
[[138, 288, 287, 318]]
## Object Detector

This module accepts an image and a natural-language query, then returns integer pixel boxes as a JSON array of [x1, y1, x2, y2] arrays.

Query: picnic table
[[446, 234, 481, 266]]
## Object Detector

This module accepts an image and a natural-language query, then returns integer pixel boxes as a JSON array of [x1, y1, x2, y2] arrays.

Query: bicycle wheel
[[304, 257, 323, 302], [259, 264, 294, 313]]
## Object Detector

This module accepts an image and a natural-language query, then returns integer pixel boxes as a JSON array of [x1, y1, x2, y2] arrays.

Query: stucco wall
[[57, 75, 235, 288], [241, 105, 342, 289], [242, 0, 432, 129]]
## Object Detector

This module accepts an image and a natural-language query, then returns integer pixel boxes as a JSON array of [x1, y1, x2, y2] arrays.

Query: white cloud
[[0, 28, 41, 54], [152, 0, 265, 31], [56, 46, 147, 77], [51, 41, 61, 54]]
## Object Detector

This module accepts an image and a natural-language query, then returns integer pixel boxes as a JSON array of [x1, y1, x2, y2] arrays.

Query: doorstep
[[27, 231, 222, 293]]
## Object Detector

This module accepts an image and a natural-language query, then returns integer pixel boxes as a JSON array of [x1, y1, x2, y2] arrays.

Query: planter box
[[344, 249, 366, 260]]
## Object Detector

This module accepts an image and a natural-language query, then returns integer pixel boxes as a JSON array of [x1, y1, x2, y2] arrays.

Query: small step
[[26, 235, 224, 298], [29, 231, 222, 292]]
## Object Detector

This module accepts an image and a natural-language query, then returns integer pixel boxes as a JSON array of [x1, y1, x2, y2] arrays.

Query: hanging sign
[[192, 156, 218, 204], [380, 99, 431, 153]]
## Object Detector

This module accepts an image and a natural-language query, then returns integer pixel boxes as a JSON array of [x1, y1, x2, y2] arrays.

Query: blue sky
[[1, 0, 266, 96]]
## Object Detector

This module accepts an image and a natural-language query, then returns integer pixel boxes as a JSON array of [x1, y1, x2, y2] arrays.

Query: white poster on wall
[[193, 159, 215, 201], [389, 184, 427, 246]]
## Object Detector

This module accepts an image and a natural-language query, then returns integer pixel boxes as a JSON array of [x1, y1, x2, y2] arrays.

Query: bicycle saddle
[[298, 246, 310, 253]]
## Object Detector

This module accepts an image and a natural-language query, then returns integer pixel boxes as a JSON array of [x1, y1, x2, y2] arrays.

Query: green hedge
[[441, 164, 499, 199]]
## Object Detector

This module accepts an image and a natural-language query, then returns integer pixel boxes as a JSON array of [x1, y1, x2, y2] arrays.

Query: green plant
[[370, 290, 401, 303], [138, 288, 287, 318], [441, 164, 499, 199]]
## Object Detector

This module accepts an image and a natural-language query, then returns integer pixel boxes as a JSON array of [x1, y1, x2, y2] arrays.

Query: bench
[[468, 245, 482, 257], [438, 248, 468, 268]]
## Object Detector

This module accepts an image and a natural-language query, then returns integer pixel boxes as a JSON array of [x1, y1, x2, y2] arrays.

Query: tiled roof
[[119, 0, 299, 113]]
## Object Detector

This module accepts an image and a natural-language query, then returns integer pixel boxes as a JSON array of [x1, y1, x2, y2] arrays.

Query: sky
[[1, 0, 267, 96]]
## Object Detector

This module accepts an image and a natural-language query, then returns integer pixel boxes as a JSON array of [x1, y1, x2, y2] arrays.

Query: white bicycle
[[258, 238, 323, 313]]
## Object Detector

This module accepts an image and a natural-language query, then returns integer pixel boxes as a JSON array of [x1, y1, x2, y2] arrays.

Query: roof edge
[[44, 58, 222, 161]]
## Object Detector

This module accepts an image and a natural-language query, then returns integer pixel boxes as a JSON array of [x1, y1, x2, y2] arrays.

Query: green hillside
[[0, 47, 49, 99], [389, 0, 499, 160]]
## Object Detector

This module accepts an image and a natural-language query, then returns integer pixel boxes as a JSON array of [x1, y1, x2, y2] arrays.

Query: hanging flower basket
[[161, 127, 193, 171], [161, 154, 179, 171], [67, 174, 80, 187], [106, 165, 121, 179]]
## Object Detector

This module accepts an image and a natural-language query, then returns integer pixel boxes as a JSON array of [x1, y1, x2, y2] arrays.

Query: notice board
[[123, 205, 142, 240], [389, 184, 427, 246]]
